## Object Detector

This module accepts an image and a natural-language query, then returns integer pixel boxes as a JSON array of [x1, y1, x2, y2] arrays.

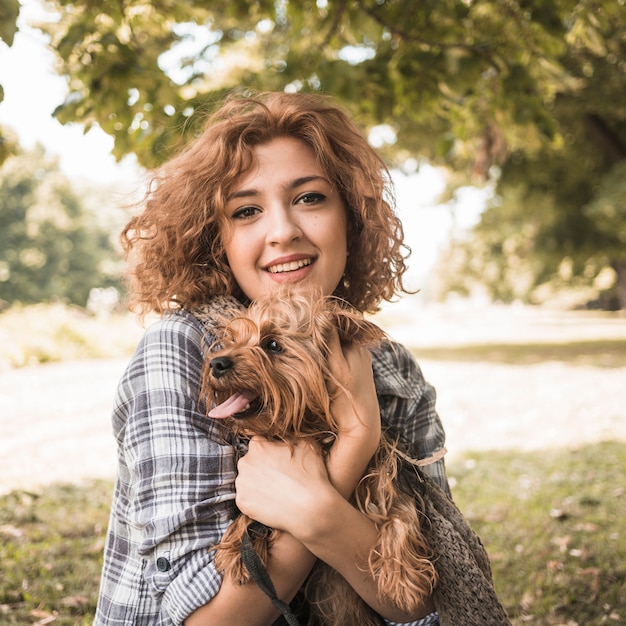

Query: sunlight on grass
[[0, 444, 624, 625], [3, 302, 626, 369], [0, 481, 112, 625], [414, 340, 626, 368]]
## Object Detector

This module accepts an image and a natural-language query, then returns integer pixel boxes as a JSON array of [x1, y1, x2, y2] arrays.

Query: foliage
[[0, 0, 21, 158], [1, 0, 625, 306], [0, 443, 624, 624], [0, 0, 19, 49], [434, 93, 626, 309], [18, 0, 620, 171], [0, 145, 124, 307]]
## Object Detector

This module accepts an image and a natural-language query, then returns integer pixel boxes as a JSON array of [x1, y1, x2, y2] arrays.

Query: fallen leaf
[[0, 524, 24, 538], [547, 560, 563, 572], [550, 508, 570, 520], [580, 567, 600, 600], [29, 609, 56, 625], [60, 595, 90, 607]]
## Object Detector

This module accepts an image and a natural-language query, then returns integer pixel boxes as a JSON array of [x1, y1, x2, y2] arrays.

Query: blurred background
[[0, 1, 624, 624]]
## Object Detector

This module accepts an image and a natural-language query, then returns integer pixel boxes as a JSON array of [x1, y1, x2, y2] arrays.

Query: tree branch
[[323, 0, 349, 48], [354, 0, 492, 54]]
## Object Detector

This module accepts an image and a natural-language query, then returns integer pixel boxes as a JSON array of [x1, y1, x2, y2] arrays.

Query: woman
[[94, 91, 447, 626]]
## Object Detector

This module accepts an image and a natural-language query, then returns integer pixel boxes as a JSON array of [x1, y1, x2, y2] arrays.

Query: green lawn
[[451, 442, 626, 624], [415, 338, 626, 368], [1, 442, 624, 625]]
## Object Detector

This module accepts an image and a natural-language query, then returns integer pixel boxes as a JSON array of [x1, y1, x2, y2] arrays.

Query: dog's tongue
[[209, 392, 255, 419]]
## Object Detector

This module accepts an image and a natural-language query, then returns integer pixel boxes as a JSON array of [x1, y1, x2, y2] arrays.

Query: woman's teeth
[[267, 258, 312, 274]]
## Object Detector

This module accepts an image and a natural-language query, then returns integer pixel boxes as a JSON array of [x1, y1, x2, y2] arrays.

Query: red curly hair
[[121, 91, 410, 315]]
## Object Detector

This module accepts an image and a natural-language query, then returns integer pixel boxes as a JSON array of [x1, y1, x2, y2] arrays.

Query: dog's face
[[202, 292, 385, 442]]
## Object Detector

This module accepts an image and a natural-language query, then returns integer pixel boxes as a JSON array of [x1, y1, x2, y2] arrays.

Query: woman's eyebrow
[[289, 175, 330, 188], [228, 187, 259, 201], [227, 175, 330, 201]]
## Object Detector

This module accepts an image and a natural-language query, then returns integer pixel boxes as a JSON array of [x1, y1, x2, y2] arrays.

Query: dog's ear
[[326, 300, 386, 347]]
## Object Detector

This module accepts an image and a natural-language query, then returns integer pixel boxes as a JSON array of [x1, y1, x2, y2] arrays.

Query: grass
[[414, 339, 626, 368], [0, 443, 624, 625], [450, 442, 626, 624], [0, 303, 145, 369], [0, 481, 112, 625]]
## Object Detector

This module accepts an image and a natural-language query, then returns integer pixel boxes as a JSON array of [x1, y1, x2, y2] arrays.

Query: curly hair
[[121, 91, 411, 315]]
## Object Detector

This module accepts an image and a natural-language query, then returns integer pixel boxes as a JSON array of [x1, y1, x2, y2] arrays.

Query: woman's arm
[[324, 331, 381, 497], [98, 312, 243, 625], [373, 340, 450, 494], [185, 527, 315, 625]]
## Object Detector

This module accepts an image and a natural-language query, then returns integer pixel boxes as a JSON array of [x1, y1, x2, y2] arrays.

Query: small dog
[[202, 291, 437, 626]]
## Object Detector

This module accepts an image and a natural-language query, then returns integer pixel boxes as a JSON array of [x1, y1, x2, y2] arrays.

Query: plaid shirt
[[94, 309, 448, 625]]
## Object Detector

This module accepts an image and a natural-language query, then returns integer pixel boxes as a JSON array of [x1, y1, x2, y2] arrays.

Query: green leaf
[[0, 0, 19, 46]]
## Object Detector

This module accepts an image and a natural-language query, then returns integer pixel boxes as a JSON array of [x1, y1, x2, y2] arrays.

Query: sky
[[0, 0, 487, 280]]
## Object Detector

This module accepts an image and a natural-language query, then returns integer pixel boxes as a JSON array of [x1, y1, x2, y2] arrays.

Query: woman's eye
[[297, 192, 325, 205], [261, 338, 283, 354], [231, 206, 259, 220]]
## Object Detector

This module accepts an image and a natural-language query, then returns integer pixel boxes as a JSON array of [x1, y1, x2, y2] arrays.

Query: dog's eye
[[262, 338, 283, 354]]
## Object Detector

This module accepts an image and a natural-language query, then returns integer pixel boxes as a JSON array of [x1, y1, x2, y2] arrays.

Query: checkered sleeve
[[99, 311, 239, 624], [372, 340, 450, 494]]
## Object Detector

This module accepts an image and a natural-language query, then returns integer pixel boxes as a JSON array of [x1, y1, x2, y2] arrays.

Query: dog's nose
[[210, 356, 232, 378]]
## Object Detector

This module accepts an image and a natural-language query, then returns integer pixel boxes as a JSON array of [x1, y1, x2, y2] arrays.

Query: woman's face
[[222, 136, 348, 301]]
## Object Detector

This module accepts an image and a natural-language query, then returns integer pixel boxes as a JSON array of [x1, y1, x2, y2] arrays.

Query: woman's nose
[[267, 206, 302, 245]]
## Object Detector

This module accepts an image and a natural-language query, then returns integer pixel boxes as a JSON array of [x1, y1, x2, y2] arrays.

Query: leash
[[241, 521, 301, 626]]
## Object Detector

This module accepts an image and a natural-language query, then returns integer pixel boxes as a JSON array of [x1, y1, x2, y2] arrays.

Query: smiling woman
[[94, 90, 469, 626], [120, 91, 411, 316]]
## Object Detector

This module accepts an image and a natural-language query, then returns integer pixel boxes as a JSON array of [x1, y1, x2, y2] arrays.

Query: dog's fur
[[202, 291, 437, 626]]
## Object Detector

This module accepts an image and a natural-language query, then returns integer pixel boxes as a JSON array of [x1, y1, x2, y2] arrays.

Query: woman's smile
[[265, 255, 313, 275]]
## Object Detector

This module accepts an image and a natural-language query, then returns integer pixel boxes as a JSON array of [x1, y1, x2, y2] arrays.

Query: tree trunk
[[611, 260, 626, 311], [585, 114, 626, 165]]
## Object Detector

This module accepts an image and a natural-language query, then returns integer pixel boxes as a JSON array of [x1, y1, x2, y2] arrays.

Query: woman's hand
[[235, 329, 382, 528], [325, 329, 381, 498], [235, 437, 334, 537]]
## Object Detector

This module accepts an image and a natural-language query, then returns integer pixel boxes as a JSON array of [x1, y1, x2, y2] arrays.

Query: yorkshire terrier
[[201, 290, 437, 626]]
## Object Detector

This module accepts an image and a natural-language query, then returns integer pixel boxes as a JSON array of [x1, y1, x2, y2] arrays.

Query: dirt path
[[1, 354, 625, 496], [0, 358, 127, 495]]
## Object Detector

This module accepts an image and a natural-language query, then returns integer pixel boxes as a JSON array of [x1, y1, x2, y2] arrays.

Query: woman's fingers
[[235, 438, 330, 534]]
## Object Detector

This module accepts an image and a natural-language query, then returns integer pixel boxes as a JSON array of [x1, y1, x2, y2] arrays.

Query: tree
[[435, 49, 626, 309], [2, 0, 625, 306], [0, 0, 20, 160], [0, 145, 123, 306], [28, 0, 618, 170], [0, 0, 19, 79]]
